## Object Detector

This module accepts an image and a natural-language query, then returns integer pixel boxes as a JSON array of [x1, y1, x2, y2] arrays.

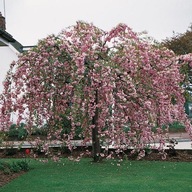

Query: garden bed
[[0, 170, 25, 187]]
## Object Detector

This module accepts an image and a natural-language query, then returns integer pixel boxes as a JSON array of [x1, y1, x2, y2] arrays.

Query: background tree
[[162, 24, 192, 55], [162, 25, 192, 101], [0, 22, 191, 161]]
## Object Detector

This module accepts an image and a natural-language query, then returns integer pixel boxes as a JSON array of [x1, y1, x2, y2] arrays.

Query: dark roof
[[0, 29, 23, 52]]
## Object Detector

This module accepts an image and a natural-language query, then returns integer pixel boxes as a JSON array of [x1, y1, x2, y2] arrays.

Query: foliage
[[6, 123, 28, 140], [31, 126, 48, 136], [0, 160, 30, 175], [177, 54, 192, 101], [0, 131, 6, 144], [30, 115, 83, 139], [10, 162, 21, 173], [0, 22, 192, 160], [162, 25, 192, 100], [162, 24, 192, 55], [168, 121, 185, 132], [16, 160, 30, 171], [152, 121, 185, 133]]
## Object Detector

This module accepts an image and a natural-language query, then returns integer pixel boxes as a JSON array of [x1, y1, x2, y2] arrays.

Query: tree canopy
[[0, 22, 191, 160], [162, 25, 192, 55], [162, 25, 192, 100]]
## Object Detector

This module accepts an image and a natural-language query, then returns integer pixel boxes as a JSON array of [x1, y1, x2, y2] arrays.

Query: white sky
[[0, 0, 192, 46]]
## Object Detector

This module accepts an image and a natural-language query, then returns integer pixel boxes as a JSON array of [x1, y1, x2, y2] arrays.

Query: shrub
[[168, 121, 185, 132], [0, 161, 10, 171], [0, 131, 6, 144], [10, 162, 21, 173], [0, 161, 12, 174], [7, 124, 18, 138], [152, 121, 185, 133], [0, 160, 30, 175], [31, 126, 48, 136], [17, 160, 30, 171], [7, 123, 28, 140]]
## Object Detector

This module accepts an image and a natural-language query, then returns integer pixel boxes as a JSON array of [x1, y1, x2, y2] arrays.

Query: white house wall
[[0, 45, 18, 93]]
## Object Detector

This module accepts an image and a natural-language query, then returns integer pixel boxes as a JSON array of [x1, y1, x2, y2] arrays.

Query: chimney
[[0, 12, 6, 30]]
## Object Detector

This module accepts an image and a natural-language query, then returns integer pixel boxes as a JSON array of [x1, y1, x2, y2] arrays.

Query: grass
[[0, 158, 192, 192]]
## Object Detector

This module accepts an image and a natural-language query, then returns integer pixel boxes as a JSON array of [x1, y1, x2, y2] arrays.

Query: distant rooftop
[[0, 12, 6, 30], [0, 12, 36, 53]]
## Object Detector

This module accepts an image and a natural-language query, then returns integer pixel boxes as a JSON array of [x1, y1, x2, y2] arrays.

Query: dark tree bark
[[92, 89, 101, 162]]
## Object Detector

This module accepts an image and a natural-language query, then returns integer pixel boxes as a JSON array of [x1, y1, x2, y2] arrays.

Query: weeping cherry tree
[[0, 22, 192, 161]]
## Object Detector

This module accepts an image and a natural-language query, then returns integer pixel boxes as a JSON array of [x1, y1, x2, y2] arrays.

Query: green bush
[[7, 123, 28, 140], [6, 115, 83, 140], [168, 121, 185, 131], [10, 162, 21, 173], [152, 121, 185, 133], [0, 131, 6, 143], [0, 161, 10, 171], [18, 128, 28, 140], [8, 124, 18, 138], [46, 114, 83, 140], [0, 161, 12, 174], [0, 160, 30, 175], [17, 160, 30, 171], [31, 126, 48, 136]]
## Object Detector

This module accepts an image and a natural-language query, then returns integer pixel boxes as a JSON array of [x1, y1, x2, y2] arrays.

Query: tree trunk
[[92, 89, 101, 162]]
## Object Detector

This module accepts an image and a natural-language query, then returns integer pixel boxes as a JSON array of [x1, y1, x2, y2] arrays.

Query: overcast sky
[[0, 0, 192, 46]]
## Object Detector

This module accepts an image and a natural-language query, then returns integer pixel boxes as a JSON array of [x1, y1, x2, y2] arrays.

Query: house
[[0, 12, 23, 93]]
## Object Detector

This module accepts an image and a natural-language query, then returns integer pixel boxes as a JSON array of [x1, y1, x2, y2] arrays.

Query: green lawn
[[1, 158, 192, 192]]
